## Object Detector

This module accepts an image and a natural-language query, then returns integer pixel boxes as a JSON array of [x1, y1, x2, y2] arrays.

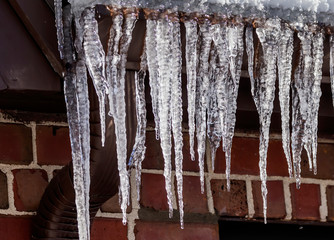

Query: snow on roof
[[68, 0, 334, 25]]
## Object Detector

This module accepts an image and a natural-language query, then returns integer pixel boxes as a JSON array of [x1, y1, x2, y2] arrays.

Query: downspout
[[32, 4, 137, 239]]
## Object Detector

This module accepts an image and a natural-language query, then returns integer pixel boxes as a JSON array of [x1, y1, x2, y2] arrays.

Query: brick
[[301, 143, 334, 179], [326, 185, 334, 221], [252, 180, 286, 219], [0, 171, 8, 209], [135, 221, 219, 240], [290, 183, 320, 221], [211, 179, 248, 217], [215, 137, 289, 176], [140, 173, 168, 211], [91, 218, 127, 240], [181, 176, 208, 214], [142, 131, 164, 170], [101, 193, 131, 213], [13, 169, 48, 211], [0, 123, 32, 164], [0, 216, 32, 240], [36, 125, 71, 165]]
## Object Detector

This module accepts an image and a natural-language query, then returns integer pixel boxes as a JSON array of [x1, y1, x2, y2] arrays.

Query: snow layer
[[68, 0, 334, 25]]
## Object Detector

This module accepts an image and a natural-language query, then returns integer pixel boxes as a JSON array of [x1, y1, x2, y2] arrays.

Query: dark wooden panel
[[0, 0, 61, 91], [8, 0, 63, 76]]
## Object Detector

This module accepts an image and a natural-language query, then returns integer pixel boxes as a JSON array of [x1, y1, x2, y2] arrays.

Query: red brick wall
[[0, 114, 334, 239]]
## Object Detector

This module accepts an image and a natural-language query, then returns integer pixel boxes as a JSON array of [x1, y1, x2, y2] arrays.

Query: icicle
[[291, 63, 304, 188], [170, 17, 184, 228], [75, 17, 91, 239], [330, 35, 334, 107], [156, 15, 174, 217], [310, 31, 323, 175], [106, 10, 123, 118], [112, 9, 137, 224], [63, 7, 90, 240], [82, 8, 109, 147], [196, 18, 213, 193], [212, 23, 229, 174], [130, 45, 147, 202], [185, 19, 198, 162], [207, 44, 221, 171], [292, 28, 323, 186], [223, 24, 244, 191], [245, 26, 255, 104], [146, 19, 160, 140], [297, 30, 314, 173], [278, 24, 294, 178], [255, 18, 281, 223], [64, 78, 90, 240], [54, 0, 64, 59]]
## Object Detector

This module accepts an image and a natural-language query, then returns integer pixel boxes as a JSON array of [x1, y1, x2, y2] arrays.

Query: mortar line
[[37, 121, 68, 126], [283, 178, 292, 220], [205, 140, 215, 214], [128, 169, 139, 240], [30, 122, 38, 166], [0, 209, 36, 216], [5, 169, 15, 212], [246, 179, 255, 218], [319, 183, 328, 222]]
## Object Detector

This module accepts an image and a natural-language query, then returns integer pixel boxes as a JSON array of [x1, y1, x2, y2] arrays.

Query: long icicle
[[146, 18, 161, 140], [156, 15, 174, 217], [74, 16, 91, 239], [207, 43, 222, 172], [298, 30, 314, 173], [212, 23, 229, 173], [82, 8, 109, 147], [278, 24, 294, 178], [255, 18, 281, 223], [170, 16, 184, 228], [245, 26, 255, 105], [292, 28, 315, 187], [185, 19, 198, 162], [114, 9, 137, 223], [64, 7, 89, 240], [130, 44, 147, 201], [106, 9, 123, 118], [196, 18, 213, 193], [310, 30, 323, 175], [291, 55, 304, 188], [223, 24, 244, 190]]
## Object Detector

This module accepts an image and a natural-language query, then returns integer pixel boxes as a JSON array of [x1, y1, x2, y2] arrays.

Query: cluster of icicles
[[55, 2, 334, 240]]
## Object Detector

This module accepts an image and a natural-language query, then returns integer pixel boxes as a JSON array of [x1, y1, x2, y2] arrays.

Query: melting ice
[[56, 2, 331, 239]]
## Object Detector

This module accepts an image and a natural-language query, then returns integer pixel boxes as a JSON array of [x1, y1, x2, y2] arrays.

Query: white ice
[[82, 8, 108, 147], [254, 18, 281, 223], [156, 16, 174, 217], [196, 19, 214, 193], [146, 19, 161, 140], [185, 19, 198, 162], [278, 24, 294, 178], [170, 18, 184, 228]]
